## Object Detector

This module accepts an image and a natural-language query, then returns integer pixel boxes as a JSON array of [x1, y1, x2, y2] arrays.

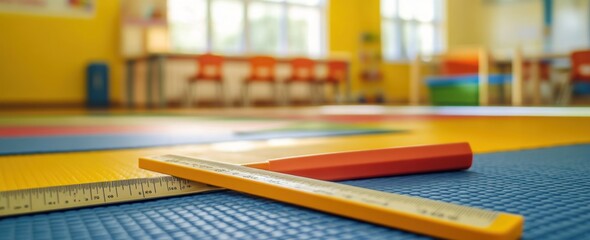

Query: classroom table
[[410, 50, 570, 106], [495, 52, 570, 106], [125, 53, 352, 108], [1, 106, 590, 239]]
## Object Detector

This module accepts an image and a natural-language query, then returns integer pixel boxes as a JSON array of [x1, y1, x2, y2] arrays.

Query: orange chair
[[317, 60, 348, 104], [186, 54, 225, 107], [242, 56, 279, 106], [284, 58, 318, 105]]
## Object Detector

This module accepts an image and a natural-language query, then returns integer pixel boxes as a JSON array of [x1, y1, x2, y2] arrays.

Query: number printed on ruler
[[0, 176, 220, 217]]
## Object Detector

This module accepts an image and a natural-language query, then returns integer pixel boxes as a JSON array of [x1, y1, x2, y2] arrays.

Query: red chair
[[186, 54, 225, 107], [317, 60, 348, 104], [242, 56, 279, 106], [554, 50, 590, 104], [559, 50, 590, 104], [284, 58, 318, 105], [571, 50, 590, 82]]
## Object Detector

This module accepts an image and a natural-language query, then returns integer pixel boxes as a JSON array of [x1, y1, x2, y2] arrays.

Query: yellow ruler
[[0, 176, 220, 217], [140, 154, 524, 240]]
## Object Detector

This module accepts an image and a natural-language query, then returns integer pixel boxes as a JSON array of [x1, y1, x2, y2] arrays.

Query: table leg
[[511, 48, 523, 106], [478, 49, 490, 106], [146, 56, 154, 108], [126, 60, 135, 108], [410, 54, 421, 106], [530, 59, 542, 105], [344, 62, 351, 104], [157, 56, 166, 108]]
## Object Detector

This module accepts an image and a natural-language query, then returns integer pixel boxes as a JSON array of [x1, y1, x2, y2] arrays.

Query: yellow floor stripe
[[2, 115, 590, 191]]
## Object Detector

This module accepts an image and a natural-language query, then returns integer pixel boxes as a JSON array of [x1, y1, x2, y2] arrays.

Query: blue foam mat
[[2, 144, 590, 239]]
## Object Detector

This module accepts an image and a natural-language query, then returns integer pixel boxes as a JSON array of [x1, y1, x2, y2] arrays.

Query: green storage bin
[[426, 74, 511, 106]]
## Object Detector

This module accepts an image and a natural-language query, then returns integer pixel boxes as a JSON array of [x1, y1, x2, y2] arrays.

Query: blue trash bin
[[86, 62, 109, 108]]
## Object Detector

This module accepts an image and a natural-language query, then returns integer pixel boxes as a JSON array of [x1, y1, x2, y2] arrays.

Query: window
[[168, 0, 326, 57], [168, 0, 207, 52], [211, 0, 245, 54], [381, 0, 444, 61], [288, 5, 322, 55], [248, 2, 282, 54]]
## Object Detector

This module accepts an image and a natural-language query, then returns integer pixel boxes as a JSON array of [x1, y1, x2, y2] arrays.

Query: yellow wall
[[0, 1, 122, 105], [446, 0, 545, 54], [328, 0, 515, 103], [446, 0, 485, 49], [360, 0, 411, 103], [328, 0, 487, 103], [328, 0, 410, 103], [481, 0, 543, 55], [0, 0, 379, 106], [0, 0, 495, 105], [327, 0, 362, 98]]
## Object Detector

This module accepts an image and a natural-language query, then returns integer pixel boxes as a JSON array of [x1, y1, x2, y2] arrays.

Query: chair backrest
[[249, 56, 276, 81], [571, 50, 590, 82], [197, 54, 224, 79], [326, 60, 348, 82], [440, 50, 480, 76], [289, 58, 316, 81]]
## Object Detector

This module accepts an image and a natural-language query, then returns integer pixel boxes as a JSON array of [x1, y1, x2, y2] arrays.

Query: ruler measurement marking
[[89, 186, 93, 202], [140, 155, 523, 240], [173, 155, 497, 224], [1, 154, 523, 240], [0, 176, 218, 218], [101, 184, 106, 203], [139, 179, 144, 195], [139, 181, 145, 198]]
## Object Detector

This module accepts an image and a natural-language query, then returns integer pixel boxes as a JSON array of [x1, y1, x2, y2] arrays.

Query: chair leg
[[309, 83, 317, 105], [557, 82, 573, 106], [542, 80, 554, 105], [186, 82, 193, 108], [216, 82, 226, 107], [333, 83, 340, 104], [316, 83, 324, 105], [284, 82, 290, 106], [242, 82, 250, 107], [554, 73, 572, 106], [274, 82, 281, 106]]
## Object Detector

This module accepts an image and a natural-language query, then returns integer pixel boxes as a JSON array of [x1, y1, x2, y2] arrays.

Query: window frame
[[168, 0, 328, 57], [380, 0, 446, 62]]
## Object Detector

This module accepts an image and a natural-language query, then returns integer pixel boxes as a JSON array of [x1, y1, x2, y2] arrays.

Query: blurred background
[[1, 0, 589, 109]]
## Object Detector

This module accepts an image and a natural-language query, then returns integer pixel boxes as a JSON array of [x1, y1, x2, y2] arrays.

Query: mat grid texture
[[2, 144, 590, 239]]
